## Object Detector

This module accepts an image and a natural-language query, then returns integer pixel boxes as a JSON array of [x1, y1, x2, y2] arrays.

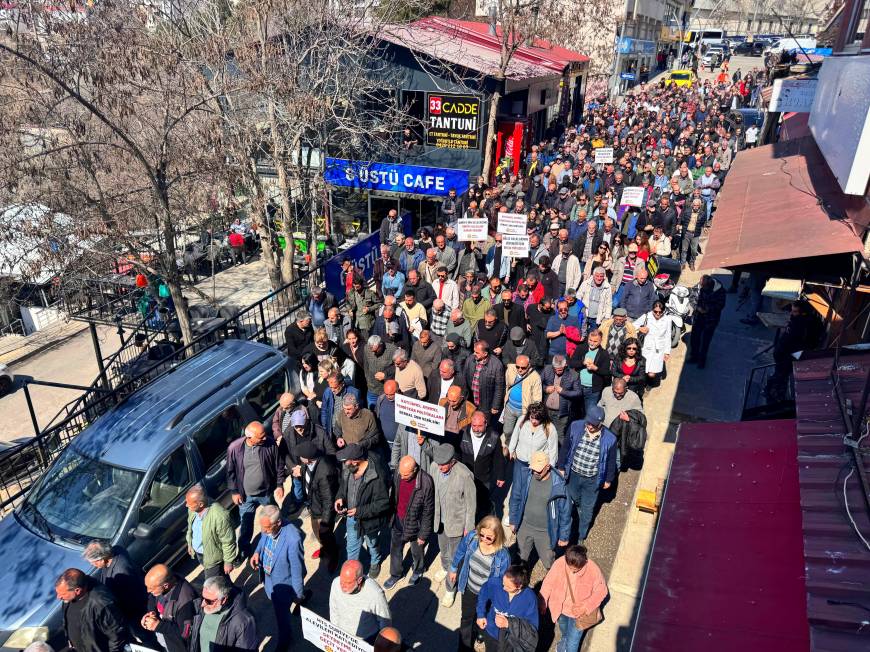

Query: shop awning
[[632, 420, 810, 651], [701, 137, 865, 271]]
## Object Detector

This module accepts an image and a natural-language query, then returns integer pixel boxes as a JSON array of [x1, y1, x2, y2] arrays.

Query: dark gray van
[[0, 339, 288, 650]]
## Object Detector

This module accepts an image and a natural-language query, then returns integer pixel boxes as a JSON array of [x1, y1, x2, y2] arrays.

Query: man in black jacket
[[568, 329, 612, 418], [335, 444, 393, 578], [458, 411, 506, 522], [283, 310, 313, 391], [497, 290, 527, 332], [296, 441, 339, 572], [405, 269, 436, 312], [688, 275, 727, 369], [190, 576, 257, 652], [141, 564, 197, 652], [501, 326, 542, 370], [384, 456, 435, 589], [83, 541, 146, 626], [56, 568, 129, 652], [462, 341, 506, 420], [426, 358, 467, 405]]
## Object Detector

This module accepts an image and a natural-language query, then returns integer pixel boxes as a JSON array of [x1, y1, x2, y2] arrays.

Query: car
[[733, 41, 765, 56], [664, 69, 697, 88], [0, 339, 289, 650], [702, 48, 724, 70], [0, 363, 13, 396]]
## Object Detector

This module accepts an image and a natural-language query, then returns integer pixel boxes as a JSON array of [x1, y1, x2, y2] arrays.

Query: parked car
[[0, 363, 13, 396], [702, 47, 724, 70], [734, 41, 766, 56], [0, 339, 289, 650], [664, 69, 697, 88], [765, 36, 817, 55]]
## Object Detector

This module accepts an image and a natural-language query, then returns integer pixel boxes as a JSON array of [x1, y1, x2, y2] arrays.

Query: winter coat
[[597, 318, 638, 350], [540, 366, 582, 417], [186, 502, 238, 571], [392, 468, 435, 541], [226, 436, 286, 501], [462, 355, 506, 415], [551, 252, 583, 293], [509, 470, 572, 548], [189, 588, 257, 652], [319, 385, 362, 439], [609, 409, 648, 458], [301, 455, 339, 524], [577, 277, 614, 323], [345, 287, 381, 331], [503, 368, 543, 414], [390, 424, 437, 470], [430, 459, 477, 537], [619, 280, 658, 319], [458, 427, 506, 488], [337, 454, 392, 536], [146, 578, 198, 652], [97, 547, 146, 624], [62, 580, 129, 652], [500, 337, 542, 370]]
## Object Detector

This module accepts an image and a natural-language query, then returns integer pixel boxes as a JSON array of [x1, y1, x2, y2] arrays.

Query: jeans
[[680, 234, 700, 266], [346, 516, 383, 569], [567, 473, 601, 541], [701, 194, 713, 222], [557, 614, 585, 652], [366, 390, 379, 411], [238, 494, 273, 557], [579, 386, 601, 419]]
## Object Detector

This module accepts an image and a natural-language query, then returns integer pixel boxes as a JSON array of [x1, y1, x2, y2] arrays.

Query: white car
[[0, 363, 13, 395]]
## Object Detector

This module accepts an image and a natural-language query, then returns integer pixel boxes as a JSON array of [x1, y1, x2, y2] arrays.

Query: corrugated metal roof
[[632, 420, 810, 651], [793, 351, 870, 650], [702, 136, 865, 270]]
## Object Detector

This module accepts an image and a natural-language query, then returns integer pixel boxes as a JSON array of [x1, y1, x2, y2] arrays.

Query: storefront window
[[330, 189, 368, 237]]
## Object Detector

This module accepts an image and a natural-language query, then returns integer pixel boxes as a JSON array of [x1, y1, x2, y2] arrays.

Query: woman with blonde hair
[[448, 515, 511, 651]]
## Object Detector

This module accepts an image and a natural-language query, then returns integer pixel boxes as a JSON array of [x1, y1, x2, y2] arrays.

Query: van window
[[246, 369, 287, 419], [191, 406, 242, 470], [140, 447, 191, 522]]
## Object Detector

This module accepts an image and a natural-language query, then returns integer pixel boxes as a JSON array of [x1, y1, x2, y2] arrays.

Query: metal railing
[[0, 267, 319, 516], [741, 362, 796, 421], [0, 319, 25, 337]]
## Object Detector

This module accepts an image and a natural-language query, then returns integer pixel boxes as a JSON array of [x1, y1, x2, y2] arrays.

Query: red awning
[[632, 420, 810, 651], [702, 137, 864, 270]]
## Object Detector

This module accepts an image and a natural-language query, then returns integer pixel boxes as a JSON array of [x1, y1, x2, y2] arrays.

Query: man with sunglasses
[[190, 575, 257, 652]]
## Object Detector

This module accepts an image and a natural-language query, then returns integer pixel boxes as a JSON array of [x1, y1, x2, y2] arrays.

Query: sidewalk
[[586, 250, 775, 651], [0, 319, 89, 367]]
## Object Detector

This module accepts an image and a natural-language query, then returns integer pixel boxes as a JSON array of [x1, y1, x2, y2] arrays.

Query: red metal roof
[[793, 351, 870, 650], [702, 136, 865, 270], [632, 420, 810, 652]]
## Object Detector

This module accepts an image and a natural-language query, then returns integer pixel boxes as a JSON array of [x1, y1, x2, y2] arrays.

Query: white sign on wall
[[497, 213, 527, 235], [395, 393, 446, 437], [769, 78, 818, 113], [457, 218, 488, 241]]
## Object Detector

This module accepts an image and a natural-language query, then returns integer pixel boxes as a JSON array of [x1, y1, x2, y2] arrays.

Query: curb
[[0, 322, 90, 368]]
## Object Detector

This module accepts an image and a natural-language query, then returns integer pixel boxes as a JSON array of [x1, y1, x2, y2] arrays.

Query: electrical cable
[[841, 420, 870, 552]]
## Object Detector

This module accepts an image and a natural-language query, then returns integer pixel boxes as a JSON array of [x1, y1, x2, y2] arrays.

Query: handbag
[[564, 564, 603, 631]]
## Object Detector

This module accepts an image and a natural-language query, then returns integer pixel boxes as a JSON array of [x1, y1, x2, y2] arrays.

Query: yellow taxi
[[664, 69, 697, 88]]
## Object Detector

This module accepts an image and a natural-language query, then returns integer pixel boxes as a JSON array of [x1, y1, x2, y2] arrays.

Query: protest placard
[[502, 234, 530, 258], [620, 187, 646, 207], [395, 393, 446, 437], [457, 218, 488, 241], [497, 213, 527, 235], [594, 147, 614, 164], [301, 607, 373, 652]]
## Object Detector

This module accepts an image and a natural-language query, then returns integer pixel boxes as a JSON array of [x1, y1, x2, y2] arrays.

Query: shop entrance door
[[369, 195, 400, 236]]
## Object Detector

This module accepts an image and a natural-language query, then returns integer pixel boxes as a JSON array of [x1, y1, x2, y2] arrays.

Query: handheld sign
[[620, 187, 646, 208], [457, 218, 488, 242], [594, 147, 614, 164], [502, 234, 530, 258], [301, 607, 373, 652], [395, 393, 446, 437], [497, 213, 527, 235]]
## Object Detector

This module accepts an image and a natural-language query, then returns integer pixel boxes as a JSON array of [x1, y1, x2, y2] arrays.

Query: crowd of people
[[47, 70, 759, 652]]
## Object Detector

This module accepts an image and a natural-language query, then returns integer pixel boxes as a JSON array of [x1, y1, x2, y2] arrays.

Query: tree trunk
[[246, 159, 283, 292], [267, 99, 298, 302], [482, 86, 501, 183]]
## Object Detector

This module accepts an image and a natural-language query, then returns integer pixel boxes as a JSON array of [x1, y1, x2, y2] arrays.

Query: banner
[[322, 214, 411, 301], [457, 218, 488, 242], [324, 158, 469, 197], [502, 234, 529, 258], [395, 393, 445, 437], [301, 607, 373, 652], [497, 213, 527, 235], [594, 147, 614, 164], [620, 187, 646, 208], [426, 93, 482, 150]]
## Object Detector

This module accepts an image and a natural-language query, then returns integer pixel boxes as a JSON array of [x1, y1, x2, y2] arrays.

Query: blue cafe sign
[[324, 157, 469, 197]]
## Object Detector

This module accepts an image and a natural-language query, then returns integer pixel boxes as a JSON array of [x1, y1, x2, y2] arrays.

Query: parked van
[[765, 36, 817, 55], [0, 339, 289, 649]]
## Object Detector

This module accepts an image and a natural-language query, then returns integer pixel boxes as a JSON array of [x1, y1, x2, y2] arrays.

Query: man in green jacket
[[185, 484, 237, 578]]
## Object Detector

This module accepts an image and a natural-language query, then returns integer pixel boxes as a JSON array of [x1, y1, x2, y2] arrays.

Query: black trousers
[[389, 521, 425, 578], [689, 317, 719, 364], [459, 590, 481, 651]]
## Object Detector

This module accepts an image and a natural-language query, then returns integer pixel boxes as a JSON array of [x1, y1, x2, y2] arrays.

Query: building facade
[[688, 0, 829, 37]]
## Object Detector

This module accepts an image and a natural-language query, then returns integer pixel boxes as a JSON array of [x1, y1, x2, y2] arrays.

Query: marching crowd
[[48, 72, 755, 652]]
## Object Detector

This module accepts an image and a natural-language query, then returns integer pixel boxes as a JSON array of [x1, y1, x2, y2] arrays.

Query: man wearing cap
[[384, 456, 434, 589], [598, 307, 637, 359], [555, 186, 576, 216], [541, 354, 581, 447], [277, 407, 334, 513], [509, 450, 572, 571], [308, 286, 337, 329], [429, 443, 477, 606], [501, 325, 542, 370], [443, 332, 470, 369], [335, 444, 392, 577], [227, 421, 286, 558], [284, 310, 314, 392], [295, 441, 339, 570], [556, 406, 617, 543]]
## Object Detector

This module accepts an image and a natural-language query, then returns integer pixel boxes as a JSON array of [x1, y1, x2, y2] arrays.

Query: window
[[191, 406, 242, 470], [246, 370, 287, 420], [139, 448, 190, 522]]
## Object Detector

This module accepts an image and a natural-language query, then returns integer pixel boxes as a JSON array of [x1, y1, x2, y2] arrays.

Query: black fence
[[0, 266, 321, 516]]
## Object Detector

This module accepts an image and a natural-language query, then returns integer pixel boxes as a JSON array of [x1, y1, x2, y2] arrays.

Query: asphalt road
[[0, 325, 116, 442]]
